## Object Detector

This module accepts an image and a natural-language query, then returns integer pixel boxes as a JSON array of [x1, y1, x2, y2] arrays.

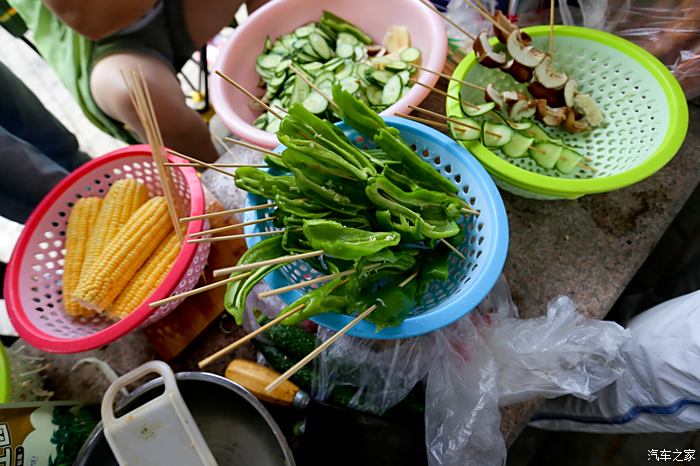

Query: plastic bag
[[531, 289, 700, 433], [483, 296, 630, 406], [444, 0, 700, 98], [311, 275, 629, 466]]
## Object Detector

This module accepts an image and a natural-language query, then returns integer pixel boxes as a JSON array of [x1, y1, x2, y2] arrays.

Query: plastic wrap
[[311, 275, 630, 465], [444, 0, 700, 98], [532, 290, 700, 433]]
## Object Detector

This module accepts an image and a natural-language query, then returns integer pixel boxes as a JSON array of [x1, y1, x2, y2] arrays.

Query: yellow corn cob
[[63, 197, 102, 317], [107, 229, 182, 319], [80, 178, 149, 279], [72, 196, 172, 312]]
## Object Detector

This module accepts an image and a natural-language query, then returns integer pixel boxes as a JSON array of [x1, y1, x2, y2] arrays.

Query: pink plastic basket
[[3, 145, 210, 353], [211, 0, 448, 148]]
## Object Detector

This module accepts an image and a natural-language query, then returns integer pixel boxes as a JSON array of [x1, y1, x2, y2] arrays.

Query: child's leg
[[90, 52, 219, 162]]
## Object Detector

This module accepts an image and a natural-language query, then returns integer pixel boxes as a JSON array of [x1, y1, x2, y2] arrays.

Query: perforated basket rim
[[447, 25, 689, 197], [243, 116, 509, 339], [3, 145, 206, 353]]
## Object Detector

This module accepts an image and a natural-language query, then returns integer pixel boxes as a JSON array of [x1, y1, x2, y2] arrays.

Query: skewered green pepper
[[302, 219, 401, 260]]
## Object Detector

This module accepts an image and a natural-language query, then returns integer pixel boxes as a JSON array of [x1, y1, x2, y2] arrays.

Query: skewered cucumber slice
[[463, 102, 496, 117], [502, 133, 534, 158], [522, 121, 549, 141], [450, 117, 481, 141], [529, 142, 563, 169], [399, 47, 421, 63], [483, 122, 513, 147], [556, 147, 583, 174]]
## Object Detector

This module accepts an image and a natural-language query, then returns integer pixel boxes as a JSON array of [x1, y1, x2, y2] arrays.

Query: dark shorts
[[91, 0, 197, 74]]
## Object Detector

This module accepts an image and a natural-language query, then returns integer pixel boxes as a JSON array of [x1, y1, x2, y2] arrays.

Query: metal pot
[[75, 371, 295, 466]]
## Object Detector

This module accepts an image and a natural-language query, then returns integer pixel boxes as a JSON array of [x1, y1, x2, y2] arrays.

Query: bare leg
[[90, 52, 218, 162]]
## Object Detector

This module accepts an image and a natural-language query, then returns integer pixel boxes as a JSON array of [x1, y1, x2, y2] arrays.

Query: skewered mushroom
[[473, 32, 507, 69]]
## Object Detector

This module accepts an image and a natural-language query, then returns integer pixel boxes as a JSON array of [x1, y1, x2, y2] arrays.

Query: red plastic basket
[[3, 145, 210, 353]]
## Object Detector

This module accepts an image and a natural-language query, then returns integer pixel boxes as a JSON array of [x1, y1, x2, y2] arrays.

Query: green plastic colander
[[447, 25, 688, 200]]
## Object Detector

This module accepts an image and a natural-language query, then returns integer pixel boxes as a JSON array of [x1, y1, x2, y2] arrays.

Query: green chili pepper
[[416, 245, 451, 302], [280, 136, 368, 181], [382, 165, 419, 192], [264, 153, 288, 172], [376, 210, 424, 243], [281, 105, 375, 175], [302, 219, 401, 260], [366, 176, 462, 239], [289, 166, 366, 216], [332, 84, 399, 139], [234, 167, 299, 199], [359, 276, 418, 331], [280, 278, 353, 325], [373, 129, 458, 194], [225, 236, 287, 324], [320, 10, 373, 44]]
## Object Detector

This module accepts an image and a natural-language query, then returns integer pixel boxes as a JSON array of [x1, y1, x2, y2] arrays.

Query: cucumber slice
[[366, 85, 383, 106], [340, 76, 360, 94], [255, 64, 274, 80], [309, 33, 333, 60], [315, 71, 334, 84], [502, 133, 534, 158], [450, 117, 481, 141], [354, 46, 367, 61], [295, 52, 317, 63], [556, 147, 583, 174], [281, 35, 295, 49], [265, 116, 281, 133], [522, 121, 549, 141], [483, 122, 513, 147], [397, 70, 412, 86], [302, 91, 328, 114], [336, 42, 354, 58], [369, 70, 394, 86], [302, 61, 324, 74], [301, 43, 320, 59], [463, 101, 496, 117], [355, 63, 371, 83], [337, 32, 360, 45], [294, 24, 316, 38], [253, 113, 268, 129], [506, 120, 532, 130], [335, 61, 354, 79], [399, 47, 421, 63], [530, 142, 563, 169], [381, 75, 403, 105], [317, 79, 333, 96], [385, 61, 408, 72], [275, 59, 292, 74], [323, 57, 343, 72], [263, 37, 272, 54], [290, 75, 310, 105]]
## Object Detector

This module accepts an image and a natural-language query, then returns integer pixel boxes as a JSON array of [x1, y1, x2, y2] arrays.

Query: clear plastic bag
[[311, 276, 629, 466], [444, 0, 700, 98]]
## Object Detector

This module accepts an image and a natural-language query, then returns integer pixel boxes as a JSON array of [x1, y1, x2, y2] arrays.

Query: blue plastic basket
[[244, 116, 509, 339]]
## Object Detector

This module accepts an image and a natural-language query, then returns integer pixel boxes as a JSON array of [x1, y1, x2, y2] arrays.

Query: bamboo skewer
[[190, 216, 277, 238], [413, 65, 486, 92], [215, 70, 285, 121], [149, 272, 252, 308], [463, 0, 510, 36], [264, 271, 419, 393], [408, 104, 503, 138], [257, 264, 382, 299], [188, 229, 285, 244], [288, 64, 339, 110], [223, 137, 282, 158], [179, 203, 276, 223], [415, 0, 475, 40], [197, 303, 307, 368], [213, 250, 325, 277], [166, 148, 237, 179], [164, 162, 268, 168], [410, 79, 480, 110], [549, 0, 556, 56], [440, 238, 469, 261], [396, 112, 449, 130], [122, 69, 184, 243]]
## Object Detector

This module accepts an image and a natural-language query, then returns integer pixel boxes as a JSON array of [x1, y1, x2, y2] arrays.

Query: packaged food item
[[0, 402, 98, 466]]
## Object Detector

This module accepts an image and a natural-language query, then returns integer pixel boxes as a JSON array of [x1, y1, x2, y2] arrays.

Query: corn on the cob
[[73, 196, 172, 312], [107, 229, 182, 319], [63, 197, 102, 317], [80, 179, 149, 280]]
